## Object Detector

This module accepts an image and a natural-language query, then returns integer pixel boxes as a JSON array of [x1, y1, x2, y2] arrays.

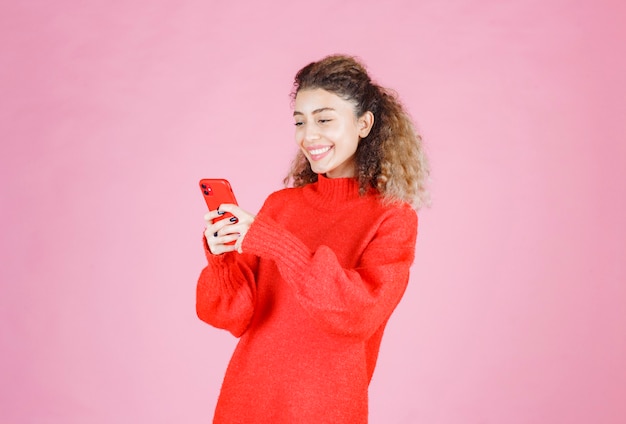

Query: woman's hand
[[203, 204, 255, 255]]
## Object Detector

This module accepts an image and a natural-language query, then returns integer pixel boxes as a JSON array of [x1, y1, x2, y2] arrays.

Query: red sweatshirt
[[197, 175, 418, 423]]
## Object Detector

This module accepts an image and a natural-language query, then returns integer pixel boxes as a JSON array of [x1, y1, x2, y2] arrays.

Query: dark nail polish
[[213, 232, 218, 237], [217, 210, 225, 216], [229, 217, 238, 223]]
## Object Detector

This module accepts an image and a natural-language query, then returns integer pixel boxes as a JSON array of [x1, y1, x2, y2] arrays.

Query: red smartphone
[[199, 178, 238, 223]]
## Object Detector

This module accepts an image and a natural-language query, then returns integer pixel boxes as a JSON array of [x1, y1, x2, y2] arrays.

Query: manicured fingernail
[[217, 210, 225, 216], [213, 232, 218, 237], [229, 217, 238, 223]]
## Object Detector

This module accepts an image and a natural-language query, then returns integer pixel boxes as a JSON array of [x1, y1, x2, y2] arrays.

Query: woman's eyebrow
[[293, 107, 336, 117]]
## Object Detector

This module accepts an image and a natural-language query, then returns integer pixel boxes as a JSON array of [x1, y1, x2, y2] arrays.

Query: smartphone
[[199, 178, 238, 223]]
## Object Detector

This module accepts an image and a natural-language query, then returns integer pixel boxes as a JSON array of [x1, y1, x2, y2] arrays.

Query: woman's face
[[293, 88, 373, 178]]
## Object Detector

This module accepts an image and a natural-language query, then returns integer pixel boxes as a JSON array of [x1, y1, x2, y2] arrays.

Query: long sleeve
[[196, 240, 259, 337], [242, 204, 417, 341]]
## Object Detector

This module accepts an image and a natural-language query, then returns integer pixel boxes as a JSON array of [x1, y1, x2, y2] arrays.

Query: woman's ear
[[358, 111, 374, 138]]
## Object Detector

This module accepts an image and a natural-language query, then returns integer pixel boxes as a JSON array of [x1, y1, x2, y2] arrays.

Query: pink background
[[1, 1, 625, 423]]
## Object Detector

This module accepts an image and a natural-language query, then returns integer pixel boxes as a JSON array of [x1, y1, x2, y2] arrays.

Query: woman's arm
[[196, 226, 259, 337], [241, 206, 417, 341]]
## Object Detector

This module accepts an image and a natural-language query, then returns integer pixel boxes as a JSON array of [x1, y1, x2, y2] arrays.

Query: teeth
[[309, 146, 331, 155]]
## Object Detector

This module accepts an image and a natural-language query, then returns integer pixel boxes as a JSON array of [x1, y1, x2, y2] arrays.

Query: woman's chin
[[309, 163, 329, 175]]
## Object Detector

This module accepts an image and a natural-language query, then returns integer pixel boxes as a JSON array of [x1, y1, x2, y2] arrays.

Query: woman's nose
[[304, 124, 320, 141]]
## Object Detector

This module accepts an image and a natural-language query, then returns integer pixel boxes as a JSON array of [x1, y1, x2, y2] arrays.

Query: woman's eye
[[294, 122, 304, 126], [319, 119, 332, 124]]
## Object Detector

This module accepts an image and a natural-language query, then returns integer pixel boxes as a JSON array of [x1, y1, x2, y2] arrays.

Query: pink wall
[[1, 1, 625, 423]]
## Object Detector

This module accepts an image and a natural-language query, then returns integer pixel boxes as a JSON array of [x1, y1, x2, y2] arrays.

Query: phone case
[[199, 178, 238, 223]]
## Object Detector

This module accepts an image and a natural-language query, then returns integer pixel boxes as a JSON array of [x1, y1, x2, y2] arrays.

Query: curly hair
[[284, 54, 430, 209]]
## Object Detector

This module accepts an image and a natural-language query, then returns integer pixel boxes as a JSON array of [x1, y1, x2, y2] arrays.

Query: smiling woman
[[293, 89, 374, 178], [286, 55, 430, 208], [197, 54, 430, 423]]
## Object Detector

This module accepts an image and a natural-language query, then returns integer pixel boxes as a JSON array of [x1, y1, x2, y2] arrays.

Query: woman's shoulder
[[374, 198, 418, 227], [265, 186, 302, 201], [259, 186, 304, 210]]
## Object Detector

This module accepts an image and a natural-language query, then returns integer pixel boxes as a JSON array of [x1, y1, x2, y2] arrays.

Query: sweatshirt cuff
[[242, 213, 312, 276]]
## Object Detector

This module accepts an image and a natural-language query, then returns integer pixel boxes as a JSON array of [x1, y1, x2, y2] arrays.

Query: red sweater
[[197, 175, 418, 423]]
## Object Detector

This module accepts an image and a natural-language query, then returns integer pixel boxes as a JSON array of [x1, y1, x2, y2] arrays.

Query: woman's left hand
[[204, 204, 255, 254]]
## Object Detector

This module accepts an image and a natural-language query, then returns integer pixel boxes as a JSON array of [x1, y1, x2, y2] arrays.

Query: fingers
[[203, 203, 238, 223], [206, 233, 239, 255], [213, 203, 237, 214], [205, 218, 238, 238], [204, 223, 239, 255], [203, 213, 242, 255], [218, 204, 255, 225], [203, 209, 222, 224], [210, 220, 241, 240], [203, 204, 255, 255]]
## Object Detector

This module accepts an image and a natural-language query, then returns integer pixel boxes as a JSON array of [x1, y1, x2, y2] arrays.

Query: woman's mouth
[[308, 145, 332, 160]]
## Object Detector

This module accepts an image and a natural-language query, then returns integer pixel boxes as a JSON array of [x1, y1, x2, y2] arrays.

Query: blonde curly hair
[[284, 54, 430, 210]]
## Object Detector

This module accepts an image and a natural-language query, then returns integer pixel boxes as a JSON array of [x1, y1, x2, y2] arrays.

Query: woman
[[197, 54, 430, 423]]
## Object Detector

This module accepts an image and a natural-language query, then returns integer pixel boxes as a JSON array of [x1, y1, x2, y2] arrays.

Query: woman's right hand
[[203, 209, 240, 255], [204, 204, 255, 255]]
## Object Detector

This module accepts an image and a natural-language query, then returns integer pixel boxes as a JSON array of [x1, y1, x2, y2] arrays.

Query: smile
[[308, 146, 332, 155]]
